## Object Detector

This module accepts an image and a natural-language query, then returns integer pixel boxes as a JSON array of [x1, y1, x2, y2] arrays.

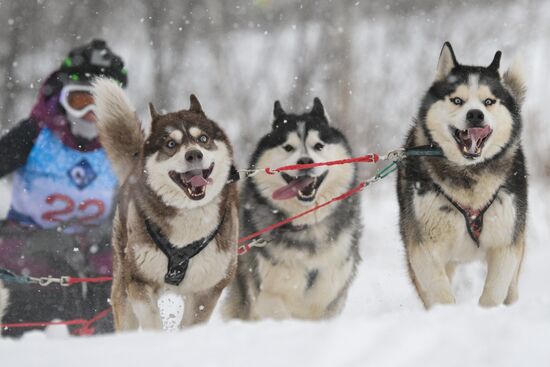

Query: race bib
[[8, 128, 117, 233]]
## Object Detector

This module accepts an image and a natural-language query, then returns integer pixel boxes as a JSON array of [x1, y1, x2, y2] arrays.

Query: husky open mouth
[[272, 171, 328, 202], [451, 125, 492, 159], [169, 162, 214, 200]]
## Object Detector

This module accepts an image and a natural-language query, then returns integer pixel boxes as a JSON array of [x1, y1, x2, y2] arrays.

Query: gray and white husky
[[224, 98, 362, 320], [397, 42, 527, 308]]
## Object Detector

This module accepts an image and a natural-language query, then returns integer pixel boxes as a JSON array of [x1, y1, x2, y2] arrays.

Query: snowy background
[[1, 0, 549, 366]]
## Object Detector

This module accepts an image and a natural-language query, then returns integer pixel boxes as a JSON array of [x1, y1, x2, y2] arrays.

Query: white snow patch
[[157, 292, 184, 332]]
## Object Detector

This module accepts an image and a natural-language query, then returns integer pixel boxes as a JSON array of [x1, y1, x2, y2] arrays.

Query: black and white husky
[[397, 42, 527, 308], [224, 98, 361, 320]]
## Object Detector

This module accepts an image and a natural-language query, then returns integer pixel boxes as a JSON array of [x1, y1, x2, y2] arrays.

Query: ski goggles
[[59, 84, 96, 118]]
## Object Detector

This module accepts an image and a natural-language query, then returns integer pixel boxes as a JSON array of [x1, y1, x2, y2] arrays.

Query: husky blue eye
[[314, 143, 325, 151], [199, 134, 209, 143], [484, 98, 496, 106], [166, 140, 177, 149], [450, 97, 464, 106], [283, 144, 294, 152]]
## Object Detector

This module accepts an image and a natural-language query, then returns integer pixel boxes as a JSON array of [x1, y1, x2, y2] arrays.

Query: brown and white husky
[[93, 79, 238, 330]]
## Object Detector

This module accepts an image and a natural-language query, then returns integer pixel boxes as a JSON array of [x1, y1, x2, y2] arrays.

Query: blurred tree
[[0, 0, 546, 177]]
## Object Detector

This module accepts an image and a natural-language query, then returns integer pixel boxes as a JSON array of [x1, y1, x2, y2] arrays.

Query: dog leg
[[251, 291, 291, 320], [408, 243, 455, 308], [111, 275, 139, 331], [480, 242, 523, 307], [130, 299, 162, 330], [111, 292, 139, 331], [445, 262, 457, 283], [113, 298, 139, 331], [127, 283, 162, 330], [181, 287, 224, 327], [323, 288, 349, 319], [505, 237, 525, 305]]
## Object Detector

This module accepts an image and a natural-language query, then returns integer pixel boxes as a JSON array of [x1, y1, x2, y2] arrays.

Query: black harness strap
[[434, 183, 501, 246], [144, 210, 226, 286], [227, 165, 240, 184], [138, 164, 237, 286], [404, 145, 444, 158]]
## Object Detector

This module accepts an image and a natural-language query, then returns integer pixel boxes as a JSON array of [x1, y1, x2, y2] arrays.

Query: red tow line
[[264, 153, 379, 175], [237, 181, 366, 254], [0, 276, 113, 334], [1, 307, 112, 336], [66, 276, 113, 285]]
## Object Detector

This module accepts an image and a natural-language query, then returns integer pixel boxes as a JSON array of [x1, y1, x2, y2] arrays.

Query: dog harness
[[144, 211, 226, 286], [434, 183, 501, 246]]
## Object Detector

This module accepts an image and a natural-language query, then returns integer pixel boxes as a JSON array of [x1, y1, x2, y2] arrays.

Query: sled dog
[[94, 79, 238, 330], [397, 42, 527, 308], [225, 98, 362, 320]]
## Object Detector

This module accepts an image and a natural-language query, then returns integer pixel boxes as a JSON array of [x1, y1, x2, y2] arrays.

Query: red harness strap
[[435, 184, 501, 246]]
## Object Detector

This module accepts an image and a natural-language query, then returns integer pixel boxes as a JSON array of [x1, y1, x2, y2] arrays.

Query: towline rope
[[0, 267, 112, 287], [236, 146, 443, 254], [0, 307, 112, 336], [264, 153, 379, 175]]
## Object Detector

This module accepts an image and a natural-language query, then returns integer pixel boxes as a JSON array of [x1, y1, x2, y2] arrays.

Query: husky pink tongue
[[272, 176, 314, 200], [189, 175, 210, 188], [460, 125, 492, 154]]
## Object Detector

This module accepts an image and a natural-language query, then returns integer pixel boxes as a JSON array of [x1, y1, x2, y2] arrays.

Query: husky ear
[[273, 100, 286, 120], [189, 94, 204, 114], [488, 50, 502, 72], [435, 42, 458, 81], [503, 56, 526, 106], [149, 102, 159, 120], [310, 97, 327, 119]]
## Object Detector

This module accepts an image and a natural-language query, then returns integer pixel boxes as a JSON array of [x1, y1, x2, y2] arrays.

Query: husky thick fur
[[94, 79, 238, 330], [225, 98, 361, 320], [0, 281, 8, 323], [397, 42, 527, 308]]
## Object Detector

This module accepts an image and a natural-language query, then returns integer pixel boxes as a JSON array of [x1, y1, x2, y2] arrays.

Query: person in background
[[0, 39, 127, 337]]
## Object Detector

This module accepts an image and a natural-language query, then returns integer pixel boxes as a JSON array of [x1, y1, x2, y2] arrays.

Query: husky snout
[[296, 157, 314, 176], [185, 149, 203, 163], [466, 109, 485, 128]]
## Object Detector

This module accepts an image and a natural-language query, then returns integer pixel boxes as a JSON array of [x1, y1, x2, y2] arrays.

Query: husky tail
[[93, 78, 143, 181]]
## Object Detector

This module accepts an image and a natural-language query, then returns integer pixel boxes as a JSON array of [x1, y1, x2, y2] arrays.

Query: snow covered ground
[[1, 179, 549, 367]]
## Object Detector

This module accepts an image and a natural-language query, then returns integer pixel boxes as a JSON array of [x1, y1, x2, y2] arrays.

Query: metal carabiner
[[249, 237, 269, 248], [384, 148, 406, 162], [36, 276, 70, 287], [37, 276, 58, 286], [60, 276, 71, 287]]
